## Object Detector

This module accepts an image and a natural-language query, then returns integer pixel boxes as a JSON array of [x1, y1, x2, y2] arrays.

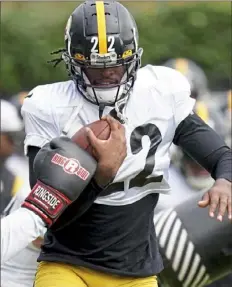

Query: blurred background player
[[10, 91, 29, 120], [163, 58, 209, 101], [0, 99, 28, 215], [1, 94, 44, 287], [162, 58, 226, 165], [163, 58, 226, 139], [0, 98, 36, 287], [6, 91, 30, 179]]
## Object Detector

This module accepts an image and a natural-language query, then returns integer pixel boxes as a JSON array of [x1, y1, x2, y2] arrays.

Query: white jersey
[[1, 178, 46, 287], [22, 65, 195, 207], [1, 208, 45, 265]]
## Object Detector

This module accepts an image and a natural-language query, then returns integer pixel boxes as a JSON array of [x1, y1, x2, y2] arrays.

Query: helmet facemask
[[62, 47, 143, 107], [49, 1, 143, 119]]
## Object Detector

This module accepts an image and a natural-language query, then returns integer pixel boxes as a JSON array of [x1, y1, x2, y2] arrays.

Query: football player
[[0, 99, 27, 215], [1, 95, 40, 287], [21, 1, 232, 287]]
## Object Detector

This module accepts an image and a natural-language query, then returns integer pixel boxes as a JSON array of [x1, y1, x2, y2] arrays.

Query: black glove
[[22, 137, 97, 226]]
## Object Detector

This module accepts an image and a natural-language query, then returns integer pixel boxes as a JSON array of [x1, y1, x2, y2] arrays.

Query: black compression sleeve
[[27, 146, 41, 188], [173, 113, 232, 182]]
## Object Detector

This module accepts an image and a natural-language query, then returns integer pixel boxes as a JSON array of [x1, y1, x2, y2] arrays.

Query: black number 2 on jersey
[[101, 123, 163, 196]]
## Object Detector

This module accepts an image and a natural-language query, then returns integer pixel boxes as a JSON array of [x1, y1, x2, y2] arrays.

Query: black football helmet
[[59, 0, 143, 108], [163, 58, 208, 100]]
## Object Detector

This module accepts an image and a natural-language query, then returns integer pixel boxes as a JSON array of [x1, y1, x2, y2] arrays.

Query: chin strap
[[114, 82, 132, 124], [99, 104, 105, 119], [98, 82, 132, 123]]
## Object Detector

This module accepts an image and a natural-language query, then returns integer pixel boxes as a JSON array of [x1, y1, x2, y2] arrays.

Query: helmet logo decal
[[74, 54, 85, 61], [90, 52, 117, 65], [122, 50, 132, 59]]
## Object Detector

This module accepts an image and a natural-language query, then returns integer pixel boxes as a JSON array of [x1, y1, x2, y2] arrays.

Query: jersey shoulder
[[21, 80, 81, 119], [137, 64, 191, 95], [135, 65, 194, 127]]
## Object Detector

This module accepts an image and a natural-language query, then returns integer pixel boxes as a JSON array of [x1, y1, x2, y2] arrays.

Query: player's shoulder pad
[[143, 64, 191, 95], [139, 65, 190, 97], [21, 80, 79, 119], [136, 65, 191, 111]]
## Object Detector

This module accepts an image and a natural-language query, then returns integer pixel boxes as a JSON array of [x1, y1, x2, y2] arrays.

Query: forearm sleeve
[[173, 113, 232, 182]]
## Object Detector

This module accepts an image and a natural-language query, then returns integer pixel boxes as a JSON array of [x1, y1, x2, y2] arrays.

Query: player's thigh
[[118, 275, 158, 287], [34, 261, 87, 287], [74, 267, 158, 287]]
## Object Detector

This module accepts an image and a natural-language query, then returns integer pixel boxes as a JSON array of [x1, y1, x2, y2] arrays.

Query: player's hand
[[86, 115, 127, 186], [198, 178, 232, 221], [22, 137, 97, 226]]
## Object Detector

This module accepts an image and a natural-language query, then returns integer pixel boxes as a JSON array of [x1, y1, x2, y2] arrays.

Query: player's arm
[[3, 170, 46, 250], [173, 112, 231, 183], [21, 85, 69, 189], [1, 136, 97, 263], [170, 71, 232, 221], [1, 208, 45, 263], [173, 112, 232, 219]]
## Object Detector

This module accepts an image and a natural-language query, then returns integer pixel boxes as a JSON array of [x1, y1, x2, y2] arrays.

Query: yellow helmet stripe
[[175, 58, 189, 75], [96, 1, 107, 54]]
